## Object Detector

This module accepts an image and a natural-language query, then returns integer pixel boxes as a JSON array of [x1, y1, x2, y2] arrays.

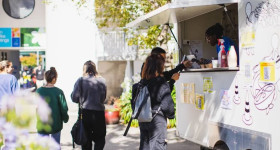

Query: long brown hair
[[141, 54, 165, 80], [83, 60, 98, 77]]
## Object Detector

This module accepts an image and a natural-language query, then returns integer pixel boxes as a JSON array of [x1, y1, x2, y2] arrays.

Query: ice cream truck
[[127, 0, 280, 149]]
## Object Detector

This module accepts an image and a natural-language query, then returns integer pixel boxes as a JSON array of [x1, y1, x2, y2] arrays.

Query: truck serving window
[[180, 3, 239, 72]]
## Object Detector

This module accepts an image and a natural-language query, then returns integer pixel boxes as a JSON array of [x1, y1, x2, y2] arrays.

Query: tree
[[94, 0, 172, 50], [20, 53, 41, 67]]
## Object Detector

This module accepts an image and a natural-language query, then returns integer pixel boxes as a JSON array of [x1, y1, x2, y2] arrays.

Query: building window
[[2, 0, 35, 19]]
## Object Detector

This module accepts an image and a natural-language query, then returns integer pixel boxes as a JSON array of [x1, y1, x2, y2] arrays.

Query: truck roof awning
[[126, 0, 238, 28]]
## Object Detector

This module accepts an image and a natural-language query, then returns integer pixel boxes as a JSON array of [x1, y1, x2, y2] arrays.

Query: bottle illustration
[[218, 39, 228, 67], [227, 45, 237, 68]]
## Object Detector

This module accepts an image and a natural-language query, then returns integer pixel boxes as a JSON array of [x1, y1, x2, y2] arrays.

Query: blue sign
[[0, 28, 12, 47], [12, 38, 20, 47]]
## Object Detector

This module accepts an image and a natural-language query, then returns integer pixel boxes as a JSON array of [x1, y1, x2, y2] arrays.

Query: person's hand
[[171, 73, 180, 81], [182, 60, 192, 68]]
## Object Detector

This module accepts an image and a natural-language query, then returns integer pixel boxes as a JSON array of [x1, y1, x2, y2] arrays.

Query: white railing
[[98, 31, 137, 61]]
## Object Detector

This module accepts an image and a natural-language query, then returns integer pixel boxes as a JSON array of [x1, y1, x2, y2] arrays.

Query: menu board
[[181, 83, 195, 104]]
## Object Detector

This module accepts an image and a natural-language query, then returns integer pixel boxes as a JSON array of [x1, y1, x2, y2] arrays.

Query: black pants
[[139, 115, 167, 150], [81, 109, 106, 150]]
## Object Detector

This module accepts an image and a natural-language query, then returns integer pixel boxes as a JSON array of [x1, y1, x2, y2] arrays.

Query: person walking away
[[133, 54, 175, 150], [71, 60, 107, 150], [36, 67, 69, 146], [0, 60, 19, 102], [36, 64, 45, 88]]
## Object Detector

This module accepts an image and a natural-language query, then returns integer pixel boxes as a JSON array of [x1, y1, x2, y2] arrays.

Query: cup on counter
[[212, 60, 218, 68]]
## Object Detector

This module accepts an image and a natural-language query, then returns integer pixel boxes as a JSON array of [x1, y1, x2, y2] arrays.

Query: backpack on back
[[123, 83, 160, 136], [132, 85, 153, 122]]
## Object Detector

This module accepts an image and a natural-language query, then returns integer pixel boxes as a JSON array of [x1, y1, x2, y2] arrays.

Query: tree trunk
[[158, 24, 174, 70]]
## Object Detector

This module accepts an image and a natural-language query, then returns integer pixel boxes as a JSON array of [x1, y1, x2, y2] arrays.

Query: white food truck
[[127, 0, 280, 149]]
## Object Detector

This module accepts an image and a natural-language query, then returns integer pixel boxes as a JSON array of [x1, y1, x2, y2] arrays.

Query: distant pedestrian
[[71, 60, 107, 150], [36, 67, 69, 146], [7, 61, 14, 74], [36, 64, 45, 88], [132, 54, 175, 150], [21, 71, 32, 89], [0, 60, 19, 101]]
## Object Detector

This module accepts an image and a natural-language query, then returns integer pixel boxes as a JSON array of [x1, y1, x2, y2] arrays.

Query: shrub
[[167, 87, 176, 128], [119, 88, 139, 127]]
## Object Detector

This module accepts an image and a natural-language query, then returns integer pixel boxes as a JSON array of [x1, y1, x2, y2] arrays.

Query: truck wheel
[[213, 141, 229, 150], [200, 146, 212, 150]]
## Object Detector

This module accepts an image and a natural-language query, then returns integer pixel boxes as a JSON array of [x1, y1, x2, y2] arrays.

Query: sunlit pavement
[[60, 102, 200, 150]]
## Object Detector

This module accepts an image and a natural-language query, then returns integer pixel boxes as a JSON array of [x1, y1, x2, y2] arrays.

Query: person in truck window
[[204, 23, 239, 66]]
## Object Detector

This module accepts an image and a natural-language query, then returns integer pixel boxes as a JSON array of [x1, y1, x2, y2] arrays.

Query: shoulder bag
[[71, 77, 88, 148]]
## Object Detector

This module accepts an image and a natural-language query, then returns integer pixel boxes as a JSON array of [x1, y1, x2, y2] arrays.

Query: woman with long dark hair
[[71, 60, 107, 150], [132, 54, 175, 150]]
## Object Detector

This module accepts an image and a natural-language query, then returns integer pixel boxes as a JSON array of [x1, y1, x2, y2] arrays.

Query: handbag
[[71, 77, 88, 147]]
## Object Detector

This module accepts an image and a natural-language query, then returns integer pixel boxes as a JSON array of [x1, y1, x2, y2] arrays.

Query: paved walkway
[[60, 102, 200, 150]]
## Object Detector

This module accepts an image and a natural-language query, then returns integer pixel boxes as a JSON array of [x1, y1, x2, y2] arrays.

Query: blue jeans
[[39, 131, 61, 144]]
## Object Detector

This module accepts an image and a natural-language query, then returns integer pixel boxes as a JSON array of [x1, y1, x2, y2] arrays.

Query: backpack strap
[[72, 138, 75, 148], [152, 106, 161, 120], [78, 77, 84, 120], [123, 117, 133, 136]]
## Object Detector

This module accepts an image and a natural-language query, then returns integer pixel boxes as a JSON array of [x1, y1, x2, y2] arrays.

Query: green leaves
[[94, 0, 172, 50], [119, 89, 139, 127], [167, 86, 177, 128], [126, 25, 163, 49]]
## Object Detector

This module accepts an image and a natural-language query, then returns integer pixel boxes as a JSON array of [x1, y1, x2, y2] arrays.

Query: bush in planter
[[105, 97, 121, 124]]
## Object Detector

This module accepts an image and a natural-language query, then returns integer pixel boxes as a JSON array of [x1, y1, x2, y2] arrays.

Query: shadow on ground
[[61, 103, 200, 150], [104, 124, 140, 150]]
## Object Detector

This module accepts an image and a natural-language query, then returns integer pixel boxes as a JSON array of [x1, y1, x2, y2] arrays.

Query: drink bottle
[[218, 39, 228, 67], [221, 45, 227, 67], [227, 46, 237, 68]]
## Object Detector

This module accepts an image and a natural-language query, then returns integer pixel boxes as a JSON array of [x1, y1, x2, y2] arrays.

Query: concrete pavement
[[60, 102, 200, 150]]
